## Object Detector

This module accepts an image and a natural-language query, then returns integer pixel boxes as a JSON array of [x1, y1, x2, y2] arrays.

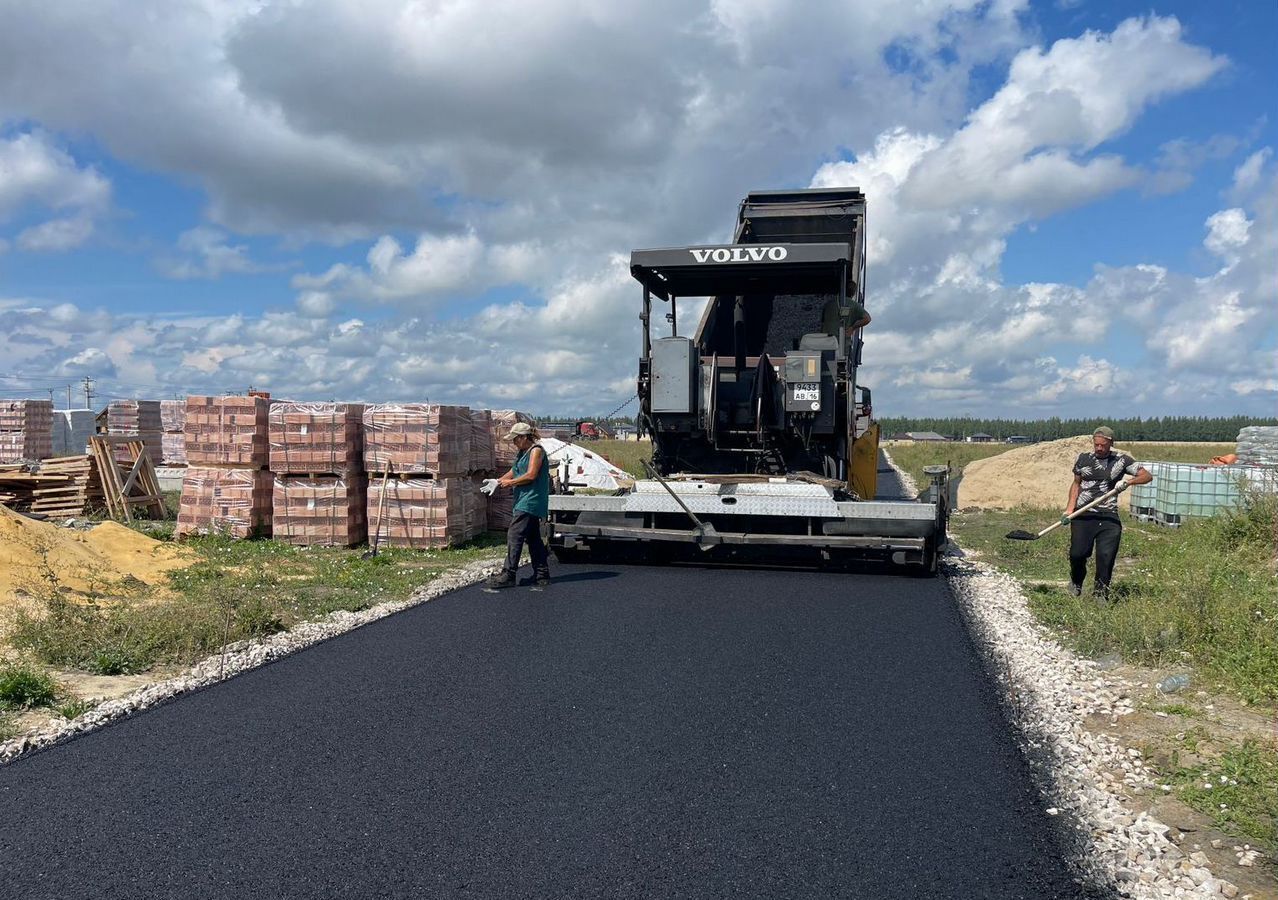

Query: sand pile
[[960, 436, 1140, 511], [0, 506, 194, 610]]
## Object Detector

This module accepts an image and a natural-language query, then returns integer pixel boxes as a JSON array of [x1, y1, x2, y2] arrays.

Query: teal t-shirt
[[512, 443, 550, 518]]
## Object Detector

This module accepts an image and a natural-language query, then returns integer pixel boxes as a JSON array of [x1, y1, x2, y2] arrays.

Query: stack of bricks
[[469, 409, 495, 475], [160, 399, 187, 466], [0, 400, 53, 463], [363, 404, 471, 476], [175, 468, 273, 539], [269, 402, 367, 547], [367, 477, 467, 549], [177, 395, 273, 539], [184, 394, 270, 466], [487, 409, 534, 530], [107, 400, 163, 468], [363, 403, 474, 549]]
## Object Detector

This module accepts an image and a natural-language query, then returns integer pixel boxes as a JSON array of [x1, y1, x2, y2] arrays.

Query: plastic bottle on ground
[[1156, 673, 1191, 694]]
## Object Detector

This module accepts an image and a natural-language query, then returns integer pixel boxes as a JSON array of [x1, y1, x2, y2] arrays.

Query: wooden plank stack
[[0, 455, 100, 518], [269, 402, 364, 474], [363, 404, 470, 476], [178, 394, 274, 538], [366, 477, 467, 549], [185, 395, 271, 467], [0, 400, 53, 462], [272, 476, 367, 547], [270, 402, 367, 547], [107, 400, 164, 468], [176, 468, 273, 539], [160, 399, 187, 466]]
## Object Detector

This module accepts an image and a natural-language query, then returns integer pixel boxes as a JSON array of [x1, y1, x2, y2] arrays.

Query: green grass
[[0, 660, 60, 710], [882, 441, 1011, 492], [952, 497, 1278, 702], [1169, 740, 1278, 847], [55, 698, 96, 720], [590, 438, 652, 479], [9, 532, 504, 675]]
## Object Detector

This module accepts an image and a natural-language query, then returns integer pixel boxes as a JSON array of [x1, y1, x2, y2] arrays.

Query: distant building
[[967, 433, 996, 443], [902, 431, 948, 442]]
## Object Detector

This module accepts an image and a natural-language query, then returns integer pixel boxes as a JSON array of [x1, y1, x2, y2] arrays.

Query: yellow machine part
[[849, 421, 880, 500]]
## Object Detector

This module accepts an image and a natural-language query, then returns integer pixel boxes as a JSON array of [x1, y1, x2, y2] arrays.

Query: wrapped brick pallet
[[367, 476, 468, 549], [160, 399, 187, 466], [490, 409, 534, 469], [107, 399, 162, 433], [0, 399, 54, 462], [269, 402, 364, 474], [176, 468, 273, 539], [486, 490, 514, 532], [185, 395, 271, 468], [470, 409, 495, 474], [363, 404, 470, 476], [160, 399, 186, 434], [273, 476, 368, 547], [161, 432, 187, 466]]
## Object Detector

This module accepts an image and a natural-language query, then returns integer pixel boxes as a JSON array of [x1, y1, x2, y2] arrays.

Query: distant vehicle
[[1005, 435, 1034, 444], [575, 421, 613, 441]]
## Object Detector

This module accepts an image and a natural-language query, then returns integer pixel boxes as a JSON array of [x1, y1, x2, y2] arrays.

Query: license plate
[[792, 384, 820, 402]]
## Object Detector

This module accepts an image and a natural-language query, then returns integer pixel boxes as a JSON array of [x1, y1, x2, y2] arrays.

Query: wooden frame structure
[[89, 436, 166, 522]]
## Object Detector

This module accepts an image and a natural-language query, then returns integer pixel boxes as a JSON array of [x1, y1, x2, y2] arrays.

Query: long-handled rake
[[1005, 484, 1123, 541]]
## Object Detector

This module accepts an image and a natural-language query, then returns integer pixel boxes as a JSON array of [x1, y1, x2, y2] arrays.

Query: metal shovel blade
[[693, 521, 719, 551], [1004, 529, 1038, 541]]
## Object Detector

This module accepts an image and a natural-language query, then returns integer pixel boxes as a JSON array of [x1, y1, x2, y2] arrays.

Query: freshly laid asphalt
[[0, 559, 1103, 899]]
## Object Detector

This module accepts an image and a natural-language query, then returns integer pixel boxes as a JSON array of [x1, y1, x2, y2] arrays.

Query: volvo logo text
[[689, 246, 788, 263]]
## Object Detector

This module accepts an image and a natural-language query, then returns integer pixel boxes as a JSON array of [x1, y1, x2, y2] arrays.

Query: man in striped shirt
[[1064, 426, 1153, 602]]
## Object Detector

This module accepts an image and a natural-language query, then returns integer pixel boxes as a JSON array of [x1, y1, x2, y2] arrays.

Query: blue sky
[[0, 0, 1274, 417]]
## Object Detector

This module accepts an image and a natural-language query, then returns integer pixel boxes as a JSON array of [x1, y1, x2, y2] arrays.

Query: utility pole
[[82, 376, 95, 410], [66, 385, 72, 409]]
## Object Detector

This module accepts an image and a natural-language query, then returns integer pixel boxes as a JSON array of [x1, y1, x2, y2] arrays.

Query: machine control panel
[[784, 353, 827, 414]]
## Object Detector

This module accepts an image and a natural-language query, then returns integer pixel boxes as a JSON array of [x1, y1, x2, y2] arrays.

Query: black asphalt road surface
[[1, 564, 1101, 899]]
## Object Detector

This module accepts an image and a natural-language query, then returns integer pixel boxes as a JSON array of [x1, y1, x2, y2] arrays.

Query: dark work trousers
[[1069, 514, 1122, 589], [505, 511, 550, 580]]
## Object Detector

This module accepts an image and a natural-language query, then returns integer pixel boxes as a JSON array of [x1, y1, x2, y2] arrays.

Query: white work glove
[[480, 478, 500, 496], [1115, 478, 1131, 493]]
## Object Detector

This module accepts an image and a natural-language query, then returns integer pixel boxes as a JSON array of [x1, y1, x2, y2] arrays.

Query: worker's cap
[[1093, 426, 1115, 440], [503, 421, 534, 440]]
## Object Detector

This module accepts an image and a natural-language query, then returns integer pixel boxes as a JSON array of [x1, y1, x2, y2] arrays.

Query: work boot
[[1094, 583, 1110, 605], [485, 572, 516, 590], [534, 574, 552, 589], [1068, 582, 1083, 597]]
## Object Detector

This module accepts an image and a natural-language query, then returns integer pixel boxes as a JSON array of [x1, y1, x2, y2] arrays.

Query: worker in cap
[[483, 421, 551, 590], [1062, 426, 1152, 603]]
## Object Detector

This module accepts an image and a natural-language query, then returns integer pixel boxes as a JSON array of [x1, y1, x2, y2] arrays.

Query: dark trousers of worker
[[505, 511, 550, 580], [1069, 514, 1122, 590]]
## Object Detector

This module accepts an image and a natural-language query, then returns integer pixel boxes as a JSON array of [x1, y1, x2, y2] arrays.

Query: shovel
[[641, 460, 718, 550], [362, 460, 392, 559], [1006, 484, 1124, 541]]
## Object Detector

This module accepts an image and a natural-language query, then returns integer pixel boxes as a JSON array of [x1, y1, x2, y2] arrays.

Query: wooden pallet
[[88, 436, 167, 522]]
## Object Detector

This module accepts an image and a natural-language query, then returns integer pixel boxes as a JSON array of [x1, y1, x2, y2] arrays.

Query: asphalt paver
[[1, 563, 1102, 899]]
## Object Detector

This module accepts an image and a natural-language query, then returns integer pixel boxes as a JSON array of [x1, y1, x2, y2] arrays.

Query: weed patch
[[56, 698, 95, 720], [0, 661, 60, 710], [1169, 741, 1278, 847]]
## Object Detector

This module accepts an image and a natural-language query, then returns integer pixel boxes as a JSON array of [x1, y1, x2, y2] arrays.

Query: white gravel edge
[[876, 452, 1239, 898], [1, 555, 502, 766]]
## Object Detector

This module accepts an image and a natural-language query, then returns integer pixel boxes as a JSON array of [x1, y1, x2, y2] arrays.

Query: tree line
[[877, 415, 1271, 443]]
